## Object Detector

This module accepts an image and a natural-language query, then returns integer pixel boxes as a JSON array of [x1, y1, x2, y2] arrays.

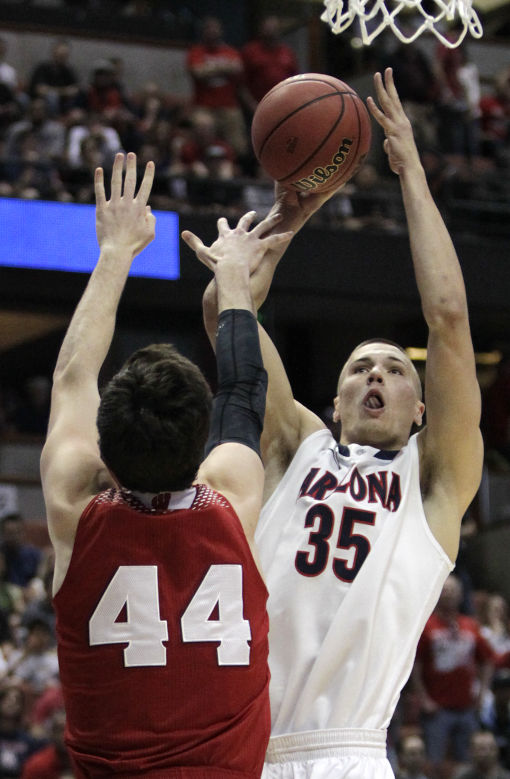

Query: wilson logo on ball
[[291, 138, 353, 192]]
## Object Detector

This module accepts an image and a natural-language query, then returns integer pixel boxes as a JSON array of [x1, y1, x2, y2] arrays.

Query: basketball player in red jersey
[[40, 152, 292, 778], [184, 69, 483, 779]]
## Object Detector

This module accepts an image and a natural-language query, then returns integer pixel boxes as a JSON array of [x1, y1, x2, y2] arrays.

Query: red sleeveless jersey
[[54, 485, 270, 778]]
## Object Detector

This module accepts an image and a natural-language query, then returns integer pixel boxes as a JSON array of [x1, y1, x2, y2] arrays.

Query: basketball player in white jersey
[[183, 69, 484, 779]]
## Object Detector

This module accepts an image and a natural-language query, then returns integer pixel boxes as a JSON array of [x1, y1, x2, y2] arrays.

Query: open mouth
[[363, 390, 384, 410]]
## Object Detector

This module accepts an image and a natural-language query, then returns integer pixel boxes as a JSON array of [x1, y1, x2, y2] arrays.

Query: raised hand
[[95, 152, 156, 258], [366, 68, 421, 176], [182, 210, 293, 276]]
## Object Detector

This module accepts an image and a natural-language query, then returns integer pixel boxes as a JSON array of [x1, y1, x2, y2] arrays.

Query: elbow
[[424, 296, 469, 331], [52, 354, 85, 389]]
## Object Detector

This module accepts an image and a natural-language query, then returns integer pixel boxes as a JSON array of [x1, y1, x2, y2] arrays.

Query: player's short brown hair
[[97, 344, 212, 492]]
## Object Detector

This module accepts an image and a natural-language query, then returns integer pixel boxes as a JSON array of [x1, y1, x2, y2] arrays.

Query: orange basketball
[[251, 73, 372, 193]]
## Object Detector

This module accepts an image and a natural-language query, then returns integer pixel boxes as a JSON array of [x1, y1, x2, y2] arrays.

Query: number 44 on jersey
[[88, 564, 252, 668]]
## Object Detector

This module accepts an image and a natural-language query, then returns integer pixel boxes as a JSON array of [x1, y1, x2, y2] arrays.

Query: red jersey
[[241, 40, 298, 102], [186, 44, 243, 108], [54, 485, 270, 778], [417, 612, 495, 709]]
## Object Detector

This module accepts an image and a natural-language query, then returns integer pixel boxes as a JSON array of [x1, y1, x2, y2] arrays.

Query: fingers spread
[[251, 211, 283, 237], [366, 95, 386, 125], [123, 152, 137, 200], [262, 231, 294, 249], [94, 167, 106, 207], [137, 160, 155, 205], [195, 247, 216, 269], [217, 217, 230, 236], [110, 153, 125, 200], [237, 210, 256, 231], [181, 230, 205, 253]]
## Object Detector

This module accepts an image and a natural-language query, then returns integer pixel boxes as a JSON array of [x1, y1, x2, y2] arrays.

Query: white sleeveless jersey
[[256, 429, 453, 736]]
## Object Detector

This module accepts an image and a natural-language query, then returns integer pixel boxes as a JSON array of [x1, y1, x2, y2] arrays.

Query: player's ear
[[414, 400, 425, 427], [333, 395, 341, 423]]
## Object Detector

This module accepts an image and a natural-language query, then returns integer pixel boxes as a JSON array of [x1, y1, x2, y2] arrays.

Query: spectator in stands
[[0, 682, 43, 777], [241, 16, 298, 109], [480, 593, 510, 656], [480, 668, 510, 770], [82, 59, 128, 121], [169, 107, 239, 208], [28, 39, 79, 117], [0, 80, 22, 140], [21, 708, 72, 779], [66, 111, 122, 170], [6, 617, 59, 697], [133, 80, 179, 136], [0, 37, 22, 138], [395, 733, 432, 779], [170, 107, 236, 180], [186, 16, 248, 159], [479, 77, 510, 163], [0, 516, 41, 589], [434, 42, 480, 160], [21, 565, 55, 642], [0, 37, 20, 94], [108, 56, 132, 108], [412, 574, 495, 775], [453, 729, 510, 779], [4, 98, 65, 164], [0, 550, 24, 622]]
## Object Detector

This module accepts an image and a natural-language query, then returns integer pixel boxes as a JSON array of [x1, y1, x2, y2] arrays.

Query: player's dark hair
[[97, 344, 212, 492]]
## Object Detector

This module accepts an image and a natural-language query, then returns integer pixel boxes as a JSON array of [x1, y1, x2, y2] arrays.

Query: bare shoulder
[[197, 442, 264, 545], [42, 438, 113, 547]]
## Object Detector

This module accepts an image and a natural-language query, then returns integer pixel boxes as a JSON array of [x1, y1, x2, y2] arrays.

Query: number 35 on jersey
[[89, 564, 252, 668]]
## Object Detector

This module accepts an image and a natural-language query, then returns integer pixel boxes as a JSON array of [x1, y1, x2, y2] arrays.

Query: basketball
[[251, 73, 372, 193]]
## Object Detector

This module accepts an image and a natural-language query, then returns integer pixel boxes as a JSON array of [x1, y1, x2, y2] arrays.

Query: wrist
[[399, 162, 427, 187], [98, 241, 135, 260]]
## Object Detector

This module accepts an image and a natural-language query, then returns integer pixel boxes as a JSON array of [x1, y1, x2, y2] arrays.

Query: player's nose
[[367, 369, 383, 384]]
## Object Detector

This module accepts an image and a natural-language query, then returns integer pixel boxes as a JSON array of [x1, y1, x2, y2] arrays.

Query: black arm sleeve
[[205, 308, 268, 458]]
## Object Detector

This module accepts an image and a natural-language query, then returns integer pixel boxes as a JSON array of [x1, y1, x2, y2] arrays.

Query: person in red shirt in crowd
[[85, 60, 128, 121], [171, 108, 237, 179], [241, 16, 298, 109], [21, 708, 72, 779], [186, 16, 248, 158], [412, 574, 495, 774]]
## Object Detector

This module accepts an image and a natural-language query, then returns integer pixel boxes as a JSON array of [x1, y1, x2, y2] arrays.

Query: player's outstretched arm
[[367, 68, 483, 560], [191, 211, 296, 541], [41, 153, 155, 565], [184, 212, 325, 504]]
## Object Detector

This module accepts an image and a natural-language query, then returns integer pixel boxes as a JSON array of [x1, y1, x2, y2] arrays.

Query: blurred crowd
[[0, 16, 508, 233]]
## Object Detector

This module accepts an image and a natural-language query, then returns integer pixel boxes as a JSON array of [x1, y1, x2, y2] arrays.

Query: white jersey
[[256, 429, 453, 737]]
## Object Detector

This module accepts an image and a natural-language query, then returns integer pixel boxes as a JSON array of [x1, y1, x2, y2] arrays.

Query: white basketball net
[[321, 0, 483, 47]]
